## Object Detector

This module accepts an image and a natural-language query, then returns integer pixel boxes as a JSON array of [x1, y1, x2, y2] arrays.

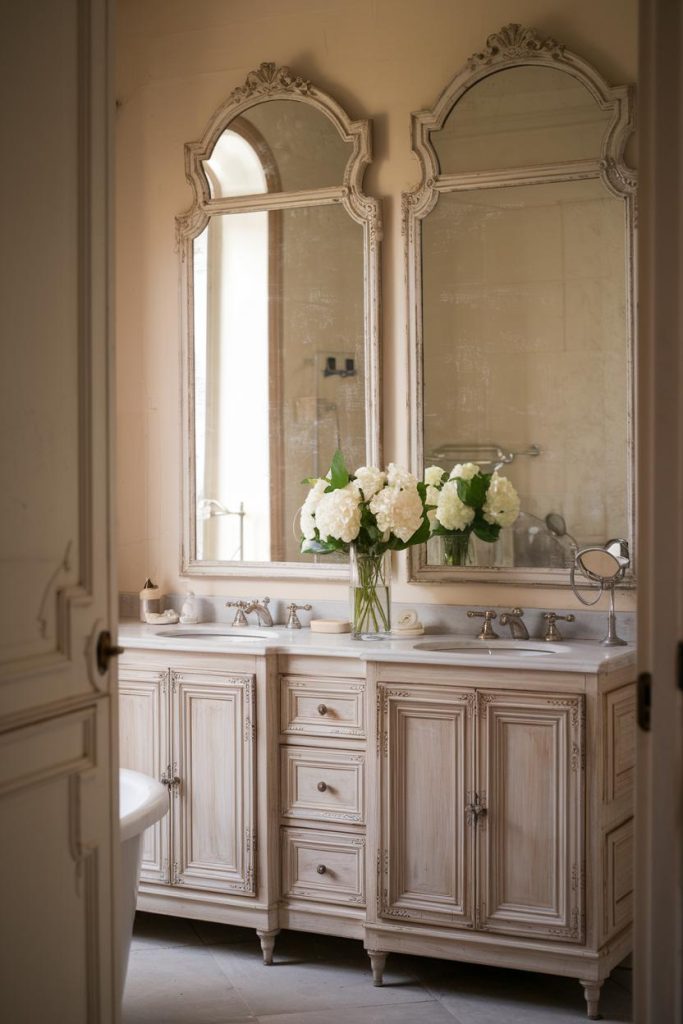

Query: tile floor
[[123, 912, 632, 1024]]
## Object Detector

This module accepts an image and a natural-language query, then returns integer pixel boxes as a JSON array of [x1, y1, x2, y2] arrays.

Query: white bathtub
[[119, 768, 168, 989]]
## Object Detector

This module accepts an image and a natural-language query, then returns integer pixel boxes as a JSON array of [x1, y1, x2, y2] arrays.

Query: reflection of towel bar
[[197, 499, 245, 560], [426, 444, 541, 469]]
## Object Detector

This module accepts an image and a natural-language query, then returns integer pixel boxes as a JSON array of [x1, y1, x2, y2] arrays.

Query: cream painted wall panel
[[116, 0, 637, 609]]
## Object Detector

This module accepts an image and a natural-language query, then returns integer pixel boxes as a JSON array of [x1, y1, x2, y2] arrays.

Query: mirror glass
[[203, 101, 351, 197], [407, 32, 636, 581], [179, 69, 381, 576], [434, 66, 611, 174], [422, 176, 629, 567], [193, 202, 365, 563], [577, 547, 624, 582]]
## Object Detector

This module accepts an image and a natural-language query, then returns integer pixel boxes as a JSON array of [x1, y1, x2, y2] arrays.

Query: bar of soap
[[310, 619, 352, 634]]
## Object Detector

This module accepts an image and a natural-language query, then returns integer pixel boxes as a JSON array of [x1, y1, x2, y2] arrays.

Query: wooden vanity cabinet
[[118, 649, 280, 954], [364, 660, 635, 1019], [118, 643, 634, 1017]]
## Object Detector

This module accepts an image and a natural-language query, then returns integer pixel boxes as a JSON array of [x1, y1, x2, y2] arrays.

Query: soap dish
[[391, 625, 425, 637]]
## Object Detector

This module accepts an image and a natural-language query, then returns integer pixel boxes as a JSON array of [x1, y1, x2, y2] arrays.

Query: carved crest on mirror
[[405, 26, 636, 585], [177, 64, 382, 578]]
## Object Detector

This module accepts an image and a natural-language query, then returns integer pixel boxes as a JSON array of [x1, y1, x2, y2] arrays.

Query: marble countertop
[[119, 621, 636, 675]]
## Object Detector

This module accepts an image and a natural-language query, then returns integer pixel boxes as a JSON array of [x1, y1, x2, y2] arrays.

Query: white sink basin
[[412, 638, 567, 656], [155, 628, 276, 642]]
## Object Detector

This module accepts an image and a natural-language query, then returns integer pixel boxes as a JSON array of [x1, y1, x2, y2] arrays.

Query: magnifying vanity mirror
[[178, 64, 381, 578], [406, 25, 636, 585]]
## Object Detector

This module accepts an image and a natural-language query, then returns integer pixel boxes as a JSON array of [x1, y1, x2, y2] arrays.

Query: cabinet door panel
[[379, 685, 474, 927], [478, 691, 584, 941], [119, 667, 170, 883], [172, 670, 256, 894]]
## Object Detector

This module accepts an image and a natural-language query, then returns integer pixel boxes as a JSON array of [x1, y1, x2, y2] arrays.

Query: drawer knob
[[317, 781, 328, 792], [317, 704, 328, 716], [316, 864, 327, 874]]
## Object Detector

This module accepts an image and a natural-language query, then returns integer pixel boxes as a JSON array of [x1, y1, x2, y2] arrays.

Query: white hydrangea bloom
[[354, 465, 386, 500], [370, 484, 423, 543], [425, 483, 441, 524], [315, 484, 362, 543], [449, 462, 480, 481], [424, 465, 445, 487], [435, 481, 476, 532], [299, 478, 329, 539], [300, 506, 317, 540], [387, 463, 417, 490], [483, 472, 521, 527]]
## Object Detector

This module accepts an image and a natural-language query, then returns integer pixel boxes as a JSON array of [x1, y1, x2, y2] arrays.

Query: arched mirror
[[405, 26, 636, 585], [178, 64, 381, 578]]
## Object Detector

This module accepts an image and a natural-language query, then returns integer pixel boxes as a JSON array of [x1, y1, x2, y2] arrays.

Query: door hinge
[[637, 671, 652, 732]]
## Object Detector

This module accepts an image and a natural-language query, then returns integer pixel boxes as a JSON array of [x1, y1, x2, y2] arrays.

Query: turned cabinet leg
[[579, 978, 603, 1020], [256, 928, 279, 966], [367, 950, 387, 986]]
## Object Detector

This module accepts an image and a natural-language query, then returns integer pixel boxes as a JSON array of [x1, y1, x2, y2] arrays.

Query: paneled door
[[171, 669, 256, 894], [0, 0, 118, 1020], [378, 684, 475, 928], [477, 691, 585, 941]]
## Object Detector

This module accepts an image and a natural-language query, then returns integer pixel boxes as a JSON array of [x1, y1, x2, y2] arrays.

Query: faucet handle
[[467, 609, 499, 640], [286, 603, 312, 629], [225, 600, 249, 627], [542, 611, 575, 642]]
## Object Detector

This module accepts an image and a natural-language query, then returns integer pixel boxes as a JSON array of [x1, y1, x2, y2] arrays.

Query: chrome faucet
[[542, 612, 575, 642], [499, 608, 529, 640], [225, 600, 249, 626], [243, 597, 273, 627], [285, 603, 312, 629], [467, 609, 499, 640]]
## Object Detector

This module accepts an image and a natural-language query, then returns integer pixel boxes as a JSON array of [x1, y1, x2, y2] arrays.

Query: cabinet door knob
[[317, 781, 327, 792], [317, 704, 328, 716], [316, 864, 327, 874]]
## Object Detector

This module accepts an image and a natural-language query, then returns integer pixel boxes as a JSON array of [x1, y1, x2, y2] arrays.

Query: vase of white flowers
[[300, 451, 430, 639], [349, 544, 391, 637], [424, 462, 521, 566]]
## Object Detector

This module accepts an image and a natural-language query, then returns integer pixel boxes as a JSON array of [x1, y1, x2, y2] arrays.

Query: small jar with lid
[[139, 578, 162, 622]]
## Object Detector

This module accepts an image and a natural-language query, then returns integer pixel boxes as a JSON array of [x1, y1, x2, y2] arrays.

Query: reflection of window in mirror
[[194, 122, 282, 563], [179, 66, 381, 577]]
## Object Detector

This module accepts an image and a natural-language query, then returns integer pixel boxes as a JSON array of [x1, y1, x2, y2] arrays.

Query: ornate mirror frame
[[177, 64, 382, 579], [405, 25, 637, 586]]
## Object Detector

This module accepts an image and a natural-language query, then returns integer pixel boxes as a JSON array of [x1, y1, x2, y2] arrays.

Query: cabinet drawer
[[281, 746, 365, 824], [282, 828, 365, 907], [280, 676, 366, 739]]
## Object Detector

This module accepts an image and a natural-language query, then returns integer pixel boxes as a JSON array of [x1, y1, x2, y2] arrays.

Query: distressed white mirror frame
[[177, 64, 382, 579], [405, 25, 637, 586]]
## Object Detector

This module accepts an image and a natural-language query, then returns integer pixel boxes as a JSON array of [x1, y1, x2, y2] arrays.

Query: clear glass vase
[[442, 531, 472, 567], [349, 545, 391, 639]]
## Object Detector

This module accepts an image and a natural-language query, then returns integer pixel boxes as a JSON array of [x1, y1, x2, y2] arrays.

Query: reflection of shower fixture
[[197, 499, 245, 560], [323, 355, 356, 378], [426, 443, 541, 471]]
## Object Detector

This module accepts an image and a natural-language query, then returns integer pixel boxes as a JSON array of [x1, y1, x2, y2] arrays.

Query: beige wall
[[116, 0, 637, 611]]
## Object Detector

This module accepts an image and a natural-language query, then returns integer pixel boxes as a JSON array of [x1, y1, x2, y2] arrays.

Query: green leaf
[[300, 536, 346, 555], [472, 516, 500, 544], [387, 516, 431, 551], [328, 449, 349, 490], [300, 476, 319, 486], [456, 471, 489, 510]]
